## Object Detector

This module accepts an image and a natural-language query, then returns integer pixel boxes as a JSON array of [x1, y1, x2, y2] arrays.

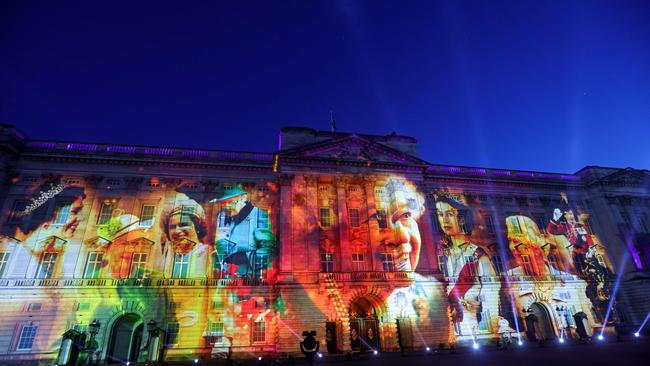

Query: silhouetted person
[[300, 331, 319, 365]]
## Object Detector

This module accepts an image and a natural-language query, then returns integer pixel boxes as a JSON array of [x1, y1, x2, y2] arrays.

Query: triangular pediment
[[598, 168, 650, 186], [279, 134, 430, 167]]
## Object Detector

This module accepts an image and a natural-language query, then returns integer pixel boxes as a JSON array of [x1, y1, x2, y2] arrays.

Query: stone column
[[363, 178, 382, 272], [279, 174, 293, 274], [335, 177, 352, 272]]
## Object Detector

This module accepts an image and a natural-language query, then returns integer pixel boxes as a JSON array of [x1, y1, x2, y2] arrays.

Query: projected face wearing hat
[[214, 185, 273, 276], [164, 203, 207, 254]]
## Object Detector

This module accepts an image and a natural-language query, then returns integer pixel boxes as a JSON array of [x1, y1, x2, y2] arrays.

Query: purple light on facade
[[106, 145, 136, 153], [515, 172, 535, 177], [27, 141, 57, 149], [66, 143, 98, 152], [181, 149, 209, 158], [560, 175, 579, 180], [439, 166, 461, 173], [144, 147, 174, 156], [536, 173, 555, 179], [465, 168, 487, 175], [492, 170, 511, 176]]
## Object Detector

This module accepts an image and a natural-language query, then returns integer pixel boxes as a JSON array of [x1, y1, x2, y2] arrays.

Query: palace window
[[172, 253, 189, 278], [97, 202, 114, 225], [484, 215, 495, 234], [320, 208, 331, 228], [464, 255, 478, 276], [349, 209, 360, 228], [0, 252, 10, 278], [583, 217, 596, 235], [477, 309, 491, 332], [492, 255, 504, 274], [218, 210, 231, 227], [257, 209, 269, 228], [16, 324, 38, 351], [130, 253, 148, 279], [620, 211, 632, 231], [8, 200, 29, 224], [321, 253, 334, 273], [521, 255, 534, 276], [376, 209, 388, 229], [165, 322, 179, 346], [351, 253, 365, 271], [207, 321, 224, 344], [534, 214, 547, 234], [458, 211, 469, 234], [83, 252, 104, 279], [508, 216, 522, 235], [53, 201, 72, 225], [252, 321, 266, 343], [381, 253, 395, 272], [254, 253, 269, 278], [139, 205, 155, 227], [179, 205, 195, 227], [547, 255, 559, 275], [438, 255, 449, 276], [35, 252, 57, 279]]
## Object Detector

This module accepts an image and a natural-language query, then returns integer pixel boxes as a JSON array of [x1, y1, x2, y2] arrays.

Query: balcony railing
[[319, 271, 415, 282], [0, 276, 274, 289]]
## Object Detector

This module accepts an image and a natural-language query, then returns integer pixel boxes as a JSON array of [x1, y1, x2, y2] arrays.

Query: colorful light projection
[[0, 174, 621, 361], [0, 178, 281, 360], [434, 189, 615, 341]]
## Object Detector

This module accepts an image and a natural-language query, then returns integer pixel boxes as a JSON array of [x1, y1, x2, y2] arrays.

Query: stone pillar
[[364, 178, 382, 272], [279, 174, 293, 274], [335, 177, 352, 272]]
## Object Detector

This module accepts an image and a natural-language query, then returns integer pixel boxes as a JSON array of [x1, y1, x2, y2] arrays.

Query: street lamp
[[87, 319, 101, 366], [146, 320, 161, 363], [556, 306, 571, 342]]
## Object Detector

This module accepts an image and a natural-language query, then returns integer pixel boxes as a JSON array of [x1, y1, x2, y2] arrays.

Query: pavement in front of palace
[[154, 337, 650, 366]]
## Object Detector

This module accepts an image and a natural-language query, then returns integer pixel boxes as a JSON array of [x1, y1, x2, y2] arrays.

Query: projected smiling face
[[168, 213, 199, 254]]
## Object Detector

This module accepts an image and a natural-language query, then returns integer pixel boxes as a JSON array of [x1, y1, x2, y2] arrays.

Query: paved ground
[[156, 338, 650, 366], [338, 339, 650, 366]]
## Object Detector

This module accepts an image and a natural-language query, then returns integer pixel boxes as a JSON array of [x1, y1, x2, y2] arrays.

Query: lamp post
[[556, 306, 570, 341], [147, 320, 161, 364], [87, 319, 101, 366]]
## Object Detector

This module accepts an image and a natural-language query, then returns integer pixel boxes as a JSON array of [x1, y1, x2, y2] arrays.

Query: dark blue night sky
[[1, 0, 649, 173]]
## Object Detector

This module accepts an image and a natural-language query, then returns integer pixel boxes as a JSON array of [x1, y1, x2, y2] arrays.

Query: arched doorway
[[525, 303, 555, 341], [106, 313, 144, 364], [349, 297, 380, 352]]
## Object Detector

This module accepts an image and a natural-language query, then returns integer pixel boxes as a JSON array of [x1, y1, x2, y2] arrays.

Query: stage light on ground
[[258, 356, 262, 361], [472, 343, 479, 350], [559, 338, 564, 343], [126, 363, 130, 366], [598, 335, 604, 341], [194, 359, 199, 364], [373, 350, 378, 355], [518, 341, 523, 346], [426, 346, 431, 351], [318, 353, 323, 358], [634, 332, 640, 337]]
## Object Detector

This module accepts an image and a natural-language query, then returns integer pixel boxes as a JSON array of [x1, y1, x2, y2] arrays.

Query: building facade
[[0, 124, 649, 364]]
